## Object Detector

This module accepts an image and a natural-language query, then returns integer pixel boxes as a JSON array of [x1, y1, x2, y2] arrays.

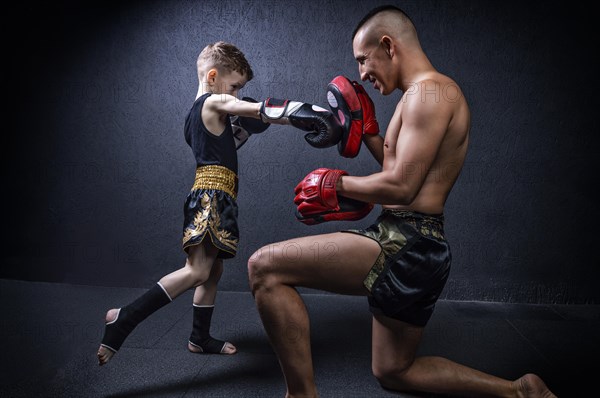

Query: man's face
[[353, 31, 393, 95]]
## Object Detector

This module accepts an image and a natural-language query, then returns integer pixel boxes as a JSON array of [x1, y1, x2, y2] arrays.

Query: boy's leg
[[188, 258, 237, 354], [158, 238, 220, 297], [97, 239, 219, 366], [97, 282, 172, 365]]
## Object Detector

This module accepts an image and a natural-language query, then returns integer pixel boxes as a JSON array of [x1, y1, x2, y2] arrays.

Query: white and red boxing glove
[[293, 168, 373, 225], [260, 98, 342, 148]]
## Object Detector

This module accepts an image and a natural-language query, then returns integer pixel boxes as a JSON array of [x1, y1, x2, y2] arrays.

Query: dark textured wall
[[4, 1, 598, 303]]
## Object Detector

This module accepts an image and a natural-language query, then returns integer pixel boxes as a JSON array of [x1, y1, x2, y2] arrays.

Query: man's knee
[[247, 245, 278, 293], [372, 359, 413, 390]]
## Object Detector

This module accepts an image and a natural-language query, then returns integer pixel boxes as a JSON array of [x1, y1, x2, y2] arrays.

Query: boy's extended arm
[[206, 93, 342, 149], [204, 94, 262, 118]]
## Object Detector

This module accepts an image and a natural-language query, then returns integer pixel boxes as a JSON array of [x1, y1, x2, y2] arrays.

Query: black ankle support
[[189, 305, 226, 354], [100, 283, 172, 352]]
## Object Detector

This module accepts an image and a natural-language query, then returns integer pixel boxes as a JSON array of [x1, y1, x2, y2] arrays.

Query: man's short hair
[[352, 5, 414, 40], [197, 41, 254, 81]]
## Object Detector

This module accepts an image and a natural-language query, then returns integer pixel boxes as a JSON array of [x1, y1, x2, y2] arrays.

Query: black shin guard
[[189, 305, 227, 354], [100, 283, 172, 352]]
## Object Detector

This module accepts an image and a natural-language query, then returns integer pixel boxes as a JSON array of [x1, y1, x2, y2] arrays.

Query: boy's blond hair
[[197, 41, 254, 81]]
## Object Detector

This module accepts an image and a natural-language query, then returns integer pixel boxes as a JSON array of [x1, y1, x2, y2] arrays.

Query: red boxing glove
[[327, 76, 379, 158], [293, 168, 374, 225], [352, 81, 379, 135]]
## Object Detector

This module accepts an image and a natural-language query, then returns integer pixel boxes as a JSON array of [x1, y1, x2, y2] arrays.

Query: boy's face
[[212, 70, 247, 97]]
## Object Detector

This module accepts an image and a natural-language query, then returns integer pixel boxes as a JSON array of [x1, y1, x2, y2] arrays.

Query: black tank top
[[184, 93, 238, 174]]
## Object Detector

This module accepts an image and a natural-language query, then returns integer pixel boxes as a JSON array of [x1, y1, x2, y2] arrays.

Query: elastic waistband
[[192, 165, 238, 199], [382, 209, 445, 239]]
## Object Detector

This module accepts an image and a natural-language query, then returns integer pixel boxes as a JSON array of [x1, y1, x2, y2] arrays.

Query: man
[[248, 5, 555, 398]]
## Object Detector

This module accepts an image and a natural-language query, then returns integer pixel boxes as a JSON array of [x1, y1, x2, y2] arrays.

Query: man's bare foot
[[97, 309, 119, 366], [188, 340, 237, 355], [514, 373, 557, 398]]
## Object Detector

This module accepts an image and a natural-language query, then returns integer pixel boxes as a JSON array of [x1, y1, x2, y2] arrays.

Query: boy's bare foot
[[514, 373, 557, 398], [97, 309, 119, 366]]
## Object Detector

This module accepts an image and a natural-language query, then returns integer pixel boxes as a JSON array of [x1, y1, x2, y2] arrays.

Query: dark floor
[[0, 279, 597, 398]]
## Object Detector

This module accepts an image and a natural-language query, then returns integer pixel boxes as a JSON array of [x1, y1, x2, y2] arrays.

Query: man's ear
[[381, 36, 393, 58], [207, 68, 218, 83]]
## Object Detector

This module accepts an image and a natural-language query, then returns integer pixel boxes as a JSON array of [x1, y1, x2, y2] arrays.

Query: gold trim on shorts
[[364, 251, 386, 291], [346, 209, 444, 292], [192, 165, 238, 199], [182, 192, 238, 254]]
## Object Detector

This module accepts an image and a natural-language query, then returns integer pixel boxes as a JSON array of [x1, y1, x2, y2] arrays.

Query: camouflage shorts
[[343, 209, 451, 326]]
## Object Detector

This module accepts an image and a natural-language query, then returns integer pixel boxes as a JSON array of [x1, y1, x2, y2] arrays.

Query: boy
[[97, 41, 341, 366]]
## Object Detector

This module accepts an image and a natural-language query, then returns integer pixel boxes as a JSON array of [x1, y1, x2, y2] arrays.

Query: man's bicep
[[392, 98, 451, 190]]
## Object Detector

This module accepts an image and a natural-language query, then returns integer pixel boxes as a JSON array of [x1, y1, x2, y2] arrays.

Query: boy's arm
[[204, 94, 261, 118], [207, 93, 342, 149]]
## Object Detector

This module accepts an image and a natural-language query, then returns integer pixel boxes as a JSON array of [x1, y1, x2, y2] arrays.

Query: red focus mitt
[[327, 76, 379, 158], [293, 168, 373, 225]]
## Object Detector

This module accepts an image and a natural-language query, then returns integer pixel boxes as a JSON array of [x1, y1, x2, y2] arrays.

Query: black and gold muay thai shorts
[[182, 165, 239, 259], [343, 209, 451, 327]]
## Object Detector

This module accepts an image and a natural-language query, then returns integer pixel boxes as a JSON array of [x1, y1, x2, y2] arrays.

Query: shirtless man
[[248, 5, 556, 398]]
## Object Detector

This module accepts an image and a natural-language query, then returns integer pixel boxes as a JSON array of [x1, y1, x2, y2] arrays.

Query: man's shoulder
[[414, 72, 461, 92], [402, 72, 465, 107]]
